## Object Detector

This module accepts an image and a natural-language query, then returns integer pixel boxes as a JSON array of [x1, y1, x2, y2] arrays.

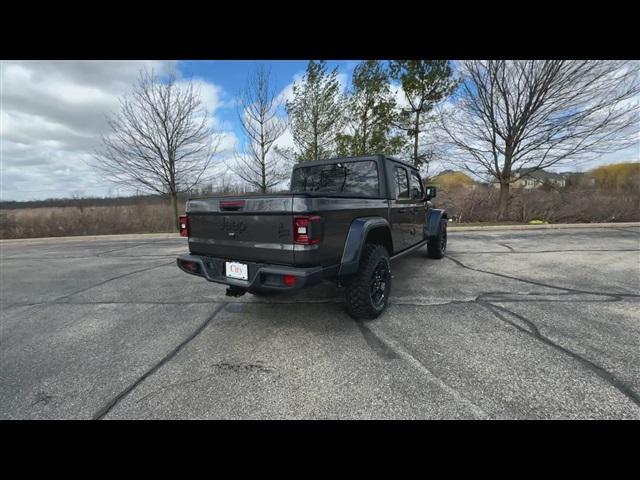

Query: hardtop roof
[[291, 154, 418, 171]]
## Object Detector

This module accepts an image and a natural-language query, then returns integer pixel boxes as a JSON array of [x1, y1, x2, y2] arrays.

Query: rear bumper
[[176, 253, 327, 292]]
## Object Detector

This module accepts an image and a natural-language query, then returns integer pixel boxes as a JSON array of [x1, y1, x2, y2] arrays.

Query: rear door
[[186, 195, 295, 265], [389, 164, 414, 251]]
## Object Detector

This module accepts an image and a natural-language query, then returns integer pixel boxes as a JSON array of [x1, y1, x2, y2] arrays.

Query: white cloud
[[336, 72, 349, 93], [268, 75, 302, 157], [272, 126, 295, 152], [0, 60, 230, 201], [275, 72, 303, 106], [561, 144, 640, 172], [216, 131, 239, 155], [180, 77, 228, 114], [389, 80, 416, 110]]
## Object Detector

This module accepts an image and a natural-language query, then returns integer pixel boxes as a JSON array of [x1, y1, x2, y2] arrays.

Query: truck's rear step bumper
[[177, 254, 333, 292]]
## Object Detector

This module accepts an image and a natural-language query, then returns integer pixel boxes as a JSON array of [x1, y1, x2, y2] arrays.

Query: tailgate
[[186, 195, 295, 264]]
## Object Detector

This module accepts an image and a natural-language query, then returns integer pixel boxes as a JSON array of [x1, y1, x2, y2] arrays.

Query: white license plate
[[225, 261, 248, 280]]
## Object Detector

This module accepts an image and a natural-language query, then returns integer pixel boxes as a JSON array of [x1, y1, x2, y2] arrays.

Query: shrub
[[429, 171, 475, 190], [589, 162, 640, 193], [437, 185, 639, 224]]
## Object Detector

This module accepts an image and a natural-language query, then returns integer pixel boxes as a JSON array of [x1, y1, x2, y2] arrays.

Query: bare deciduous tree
[[228, 65, 289, 192], [438, 60, 640, 219], [93, 69, 220, 229]]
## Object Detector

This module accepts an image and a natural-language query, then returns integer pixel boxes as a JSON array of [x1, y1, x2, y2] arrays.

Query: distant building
[[487, 168, 594, 189], [512, 168, 567, 189], [560, 171, 595, 188]]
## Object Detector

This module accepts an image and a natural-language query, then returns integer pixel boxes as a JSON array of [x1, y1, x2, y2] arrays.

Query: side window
[[394, 166, 409, 200], [409, 170, 423, 200]]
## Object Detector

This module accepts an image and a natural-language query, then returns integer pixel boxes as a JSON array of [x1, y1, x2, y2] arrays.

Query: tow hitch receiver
[[226, 286, 247, 297]]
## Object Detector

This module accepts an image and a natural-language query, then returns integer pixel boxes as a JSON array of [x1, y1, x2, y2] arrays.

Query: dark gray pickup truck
[[177, 154, 448, 319]]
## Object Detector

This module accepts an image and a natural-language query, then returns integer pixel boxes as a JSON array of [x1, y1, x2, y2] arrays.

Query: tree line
[[93, 60, 639, 227], [227, 60, 457, 191]]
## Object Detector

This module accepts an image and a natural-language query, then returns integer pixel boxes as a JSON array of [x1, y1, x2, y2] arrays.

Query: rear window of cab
[[290, 160, 379, 197]]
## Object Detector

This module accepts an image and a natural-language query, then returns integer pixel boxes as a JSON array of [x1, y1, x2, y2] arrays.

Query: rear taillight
[[179, 215, 189, 237], [283, 274, 297, 286], [293, 215, 321, 245], [181, 260, 200, 273]]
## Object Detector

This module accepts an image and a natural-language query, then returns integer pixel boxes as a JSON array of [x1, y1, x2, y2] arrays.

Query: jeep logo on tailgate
[[220, 217, 246, 236]]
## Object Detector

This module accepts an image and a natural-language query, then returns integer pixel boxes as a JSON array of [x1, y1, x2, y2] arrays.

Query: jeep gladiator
[[177, 154, 448, 319]]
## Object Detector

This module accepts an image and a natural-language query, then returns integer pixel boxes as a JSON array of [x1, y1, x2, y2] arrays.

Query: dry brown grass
[[0, 203, 176, 239], [1, 186, 638, 239], [437, 185, 640, 224]]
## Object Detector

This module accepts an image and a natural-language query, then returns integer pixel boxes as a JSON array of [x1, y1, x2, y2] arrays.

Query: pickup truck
[[177, 154, 448, 320]]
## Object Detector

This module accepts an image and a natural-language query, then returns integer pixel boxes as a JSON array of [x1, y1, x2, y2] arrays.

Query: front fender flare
[[424, 209, 448, 239]]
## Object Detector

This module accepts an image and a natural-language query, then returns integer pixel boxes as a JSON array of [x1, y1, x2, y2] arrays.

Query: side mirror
[[425, 186, 437, 200]]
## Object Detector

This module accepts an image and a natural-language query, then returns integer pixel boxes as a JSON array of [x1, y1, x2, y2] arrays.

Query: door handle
[[397, 209, 406, 214]]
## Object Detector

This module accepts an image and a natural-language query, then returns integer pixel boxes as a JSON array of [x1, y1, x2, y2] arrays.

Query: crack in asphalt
[[0, 300, 341, 307], [134, 362, 275, 407], [5, 290, 639, 309], [54, 261, 174, 303], [497, 242, 516, 252], [445, 256, 640, 298], [475, 291, 624, 303], [478, 301, 640, 408], [0, 261, 175, 317], [351, 262, 640, 414], [361, 323, 490, 419], [441, 255, 640, 409], [31, 392, 56, 407], [95, 242, 163, 257], [92, 302, 228, 420], [134, 374, 221, 406], [612, 228, 640, 236], [354, 321, 400, 360], [2, 240, 182, 261]]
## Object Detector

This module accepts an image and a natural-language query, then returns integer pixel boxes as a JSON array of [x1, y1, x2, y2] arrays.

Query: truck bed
[[186, 193, 390, 267]]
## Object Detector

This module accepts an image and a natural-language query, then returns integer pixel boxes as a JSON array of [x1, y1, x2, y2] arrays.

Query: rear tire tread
[[344, 244, 391, 320]]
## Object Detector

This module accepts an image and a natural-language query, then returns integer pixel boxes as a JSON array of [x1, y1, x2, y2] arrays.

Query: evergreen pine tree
[[389, 60, 457, 169], [336, 60, 403, 157], [286, 60, 345, 162]]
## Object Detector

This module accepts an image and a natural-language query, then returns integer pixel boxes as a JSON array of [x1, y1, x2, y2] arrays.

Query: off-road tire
[[427, 219, 447, 259], [344, 244, 392, 320]]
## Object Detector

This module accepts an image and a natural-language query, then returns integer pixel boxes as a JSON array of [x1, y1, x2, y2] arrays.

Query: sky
[[1, 60, 638, 202]]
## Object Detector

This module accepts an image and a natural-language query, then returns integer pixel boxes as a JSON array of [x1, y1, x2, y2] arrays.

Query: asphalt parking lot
[[1, 226, 639, 419]]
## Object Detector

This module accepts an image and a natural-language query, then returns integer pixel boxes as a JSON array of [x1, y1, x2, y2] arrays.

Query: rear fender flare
[[338, 217, 391, 277]]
